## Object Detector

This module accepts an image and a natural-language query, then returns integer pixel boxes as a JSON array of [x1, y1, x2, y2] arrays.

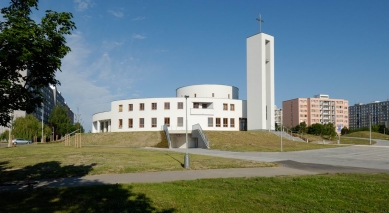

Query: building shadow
[[0, 161, 176, 212]]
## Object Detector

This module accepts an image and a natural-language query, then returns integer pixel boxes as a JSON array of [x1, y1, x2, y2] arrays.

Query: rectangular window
[[177, 102, 183, 109], [129, 104, 133, 111], [140, 103, 144, 111], [152, 118, 157, 127], [119, 119, 123, 128], [164, 117, 170, 127], [230, 118, 235, 128], [230, 104, 235, 111], [223, 103, 228, 110], [119, 105, 123, 112], [128, 119, 133, 128], [216, 118, 221, 127], [194, 103, 199, 108], [208, 117, 213, 127], [202, 104, 207, 109], [223, 118, 228, 127], [152, 103, 157, 110], [212, 93, 214, 97], [164, 102, 170, 110], [177, 117, 183, 127], [139, 118, 144, 128]]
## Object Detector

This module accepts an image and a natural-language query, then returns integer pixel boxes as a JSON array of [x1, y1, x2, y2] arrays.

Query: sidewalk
[[0, 167, 317, 192]]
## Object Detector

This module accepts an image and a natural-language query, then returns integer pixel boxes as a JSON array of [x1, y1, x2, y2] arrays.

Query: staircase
[[163, 125, 171, 148], [192, 124, 210, 149], [270, 130, 305, 142]]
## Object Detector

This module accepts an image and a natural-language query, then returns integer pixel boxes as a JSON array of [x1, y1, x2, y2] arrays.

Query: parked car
[[12, 138, 32, 145]]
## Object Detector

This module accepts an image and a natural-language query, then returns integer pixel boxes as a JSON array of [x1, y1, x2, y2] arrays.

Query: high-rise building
[[247, 32, 275, 130], [282, 94, 349, 133], [349, 101, 389, 129]]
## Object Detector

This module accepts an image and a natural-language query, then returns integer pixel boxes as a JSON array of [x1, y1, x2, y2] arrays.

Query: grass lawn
[[0, 143, 274, 183], [206, 131, 337, 151], [1, 173, 388, 212]]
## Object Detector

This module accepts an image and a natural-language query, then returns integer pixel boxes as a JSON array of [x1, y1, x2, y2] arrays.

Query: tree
[[307, 123, 324, 136], [0, 0, 76, 126], [11, 114, 40, 140], [71, 122, 85, 133], [341, 126, 350, 135], [49, 104, 71, 137], [323, 123, 337, 139], [299, 122, 307, 134]]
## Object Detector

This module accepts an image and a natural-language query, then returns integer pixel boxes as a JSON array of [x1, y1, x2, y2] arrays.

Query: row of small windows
[[119, 103, 235, 112], [119, 102, 184, 112], [118, 117, 235, 128]]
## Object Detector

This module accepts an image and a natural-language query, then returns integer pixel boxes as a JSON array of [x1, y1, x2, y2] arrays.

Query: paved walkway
[[1, 141, 389, 192]]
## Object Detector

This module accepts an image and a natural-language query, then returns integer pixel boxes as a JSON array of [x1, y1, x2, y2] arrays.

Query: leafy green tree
[[341, 126, 350, 135], [0, 130, 9, 141], [71, 122, 85, 133], [307, 123, 324, 136], [299, 122, 307, 134], [11, 114, 40, 140], [49, 104, 71, 137], [0, 0, 76, 126], [323, 123, 337, 139]]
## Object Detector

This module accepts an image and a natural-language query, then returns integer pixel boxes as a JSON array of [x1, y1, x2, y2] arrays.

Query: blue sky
[[2, 0, 389, 132]]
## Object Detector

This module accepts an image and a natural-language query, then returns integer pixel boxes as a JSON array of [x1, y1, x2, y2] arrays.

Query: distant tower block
[[247, 32, 275, 130]]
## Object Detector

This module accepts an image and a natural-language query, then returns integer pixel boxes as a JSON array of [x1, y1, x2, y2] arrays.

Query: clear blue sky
[[2, 0, 388, 132]]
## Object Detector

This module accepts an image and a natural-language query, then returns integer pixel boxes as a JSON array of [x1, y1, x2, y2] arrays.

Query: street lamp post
[[184, 95, 190, 168], [280, 109, 283, 152], [369, 113, 372, 145]]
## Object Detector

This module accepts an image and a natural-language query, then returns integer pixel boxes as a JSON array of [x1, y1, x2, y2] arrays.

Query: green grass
[[0, 143, 274, 183], [1, 173, 388, 212], [206, 131, 335, 151], [344, 131, 389, 140]]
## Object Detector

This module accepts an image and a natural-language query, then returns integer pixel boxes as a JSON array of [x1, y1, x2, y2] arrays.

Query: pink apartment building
[[282, 94, 349, 133]]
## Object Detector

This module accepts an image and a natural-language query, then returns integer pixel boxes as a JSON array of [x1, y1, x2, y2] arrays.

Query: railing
[[192, 123, 209, 149], [163, 124, 171, 149]]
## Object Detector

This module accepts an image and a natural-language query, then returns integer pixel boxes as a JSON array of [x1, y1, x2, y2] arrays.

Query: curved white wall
[[92, 96, 246, 133], [176, 84, 239, 99]]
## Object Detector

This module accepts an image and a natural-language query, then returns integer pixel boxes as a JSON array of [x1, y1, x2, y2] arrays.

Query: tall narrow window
[[152, 103, 157, 110], [208, 117, 213, 127], [140, 103, 144, 111], [177, 102, 183, 109], [230, 118, 235, 128], [212, 93, 214, 97], [119, 105, 123, 112], [139, 118, 144, 128], [177, 117, 183, 127], [230, 104, 235, 111], [194, 93, 196, 98], [119, 119, 123, 128], [223, 103, 228, 110], [228, 94, 230, 99], [129, 104, 133, 111], [164, 102, 170, 110], [223, 118, 228, 127], [164, 117, 170, 127], [152, 118, 157, 127], [216, 118, 221, 127], [128, 119, 133, 128]]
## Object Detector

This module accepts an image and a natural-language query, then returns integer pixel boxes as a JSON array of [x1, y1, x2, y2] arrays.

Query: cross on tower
[[256, 14, 264, 33]]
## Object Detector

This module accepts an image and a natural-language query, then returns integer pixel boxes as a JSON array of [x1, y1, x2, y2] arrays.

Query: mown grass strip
[[1, 173, 388, 212]]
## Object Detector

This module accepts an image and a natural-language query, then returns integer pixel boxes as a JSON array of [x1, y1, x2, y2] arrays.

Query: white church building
[[92, 30, 275, 147]]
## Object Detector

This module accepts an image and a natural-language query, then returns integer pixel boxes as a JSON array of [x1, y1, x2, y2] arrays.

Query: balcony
[[191, 108, 214, 115]]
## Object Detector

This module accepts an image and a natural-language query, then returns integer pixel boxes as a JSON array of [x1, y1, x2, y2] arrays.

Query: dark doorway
[[239, 118, 247, 131]]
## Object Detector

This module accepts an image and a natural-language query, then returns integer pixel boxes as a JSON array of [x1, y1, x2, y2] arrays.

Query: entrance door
[[239, 118, 247, 131]]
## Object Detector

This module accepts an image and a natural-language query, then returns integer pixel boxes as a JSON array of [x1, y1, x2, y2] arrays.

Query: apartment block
[[282, 94, 349, 132], [349, 101, 389, 129]]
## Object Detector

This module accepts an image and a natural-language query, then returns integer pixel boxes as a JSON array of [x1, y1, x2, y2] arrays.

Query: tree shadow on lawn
[[0, 161, 175, 212], [0, 161, 96, 183]]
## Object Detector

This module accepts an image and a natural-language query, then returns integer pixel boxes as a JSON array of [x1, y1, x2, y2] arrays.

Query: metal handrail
[[163, 124, 171, 149], [192, 123, 209, 148]]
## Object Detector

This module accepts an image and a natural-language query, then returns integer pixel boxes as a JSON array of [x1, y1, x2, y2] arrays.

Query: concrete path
[[1, 142, 388, 192]]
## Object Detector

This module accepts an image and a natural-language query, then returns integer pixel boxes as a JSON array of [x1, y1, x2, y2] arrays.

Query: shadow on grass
[[166, 154, 184, 168], [0, 182, 175, 212], [0, 161, 96, 183], [0, 161, 175, 212]]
